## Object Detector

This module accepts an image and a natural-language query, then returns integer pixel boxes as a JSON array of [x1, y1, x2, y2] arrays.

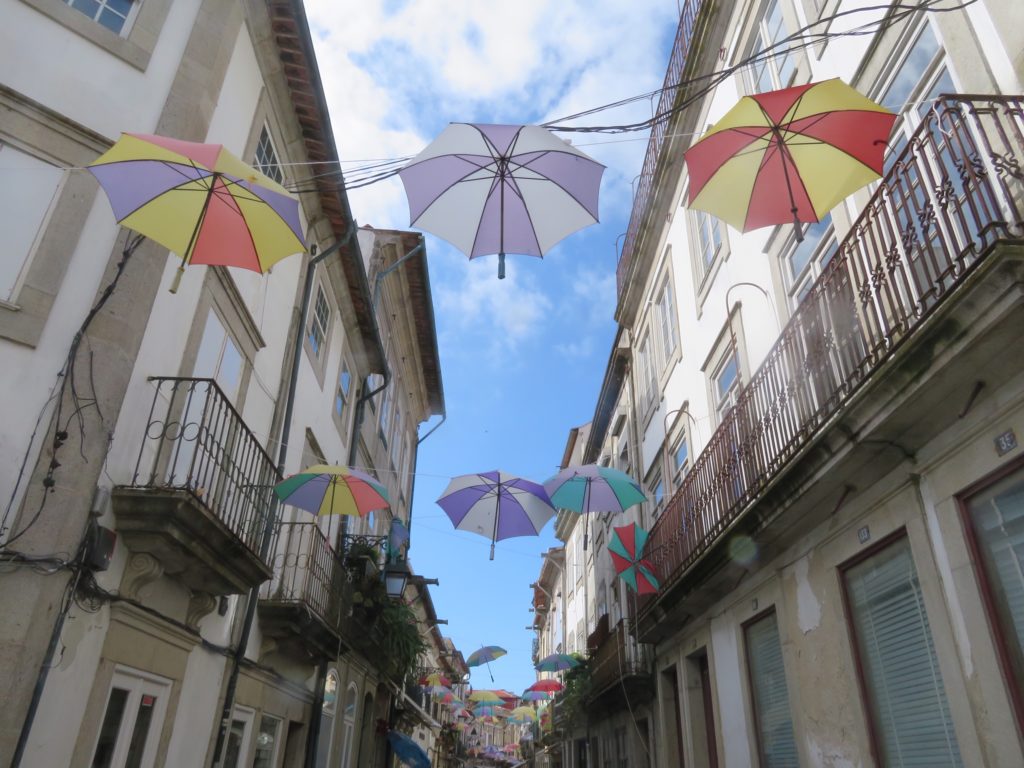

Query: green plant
[[554, 652, 590, 725], [377, 599, 428, 681]]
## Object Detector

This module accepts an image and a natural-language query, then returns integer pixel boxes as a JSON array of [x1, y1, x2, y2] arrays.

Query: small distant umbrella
[[609, 523, 661, 595], [423, 684, 453, 698], [437, 471, 556, 560], [274, 465, 389, 517], [419, 672, 451, 688], [527, 679, 564, 694], [511, 706, 537, 720], [534, 653, 580, 673], [543, 464, 645, 549], [387, 731, 430, 768]]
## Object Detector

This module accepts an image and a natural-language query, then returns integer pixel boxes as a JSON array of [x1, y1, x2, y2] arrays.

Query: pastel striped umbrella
[[274, 465, 389, 517], [468, 689, 503, 703], [520, 689, 551, 702], [543, 464, 645, 549], [534, 653, 580, 672]]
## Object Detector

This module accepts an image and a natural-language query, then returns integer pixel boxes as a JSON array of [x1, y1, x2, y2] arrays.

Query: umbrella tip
[[498, 252, 506, 279]]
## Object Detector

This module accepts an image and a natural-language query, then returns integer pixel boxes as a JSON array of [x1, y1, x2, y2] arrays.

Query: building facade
[[0, 2, 448, 767], [537, 0, 1024, 766]]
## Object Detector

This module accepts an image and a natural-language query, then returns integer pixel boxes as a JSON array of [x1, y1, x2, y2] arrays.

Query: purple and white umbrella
[[436, 471, 556, 559], [399, 123, 605, 279]]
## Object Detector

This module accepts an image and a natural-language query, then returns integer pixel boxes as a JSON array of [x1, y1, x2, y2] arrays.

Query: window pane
[[788, 214, 833, 281], [92, 687, 129, 768], [124, 693, 157, 768], [882, 25, 940, 109], [254, 715, 280, 768], [223, 718, 246, 768], [254, 127, 284, 185], [217, 337, 243, 401], [845, 538, 962, 766], [967, 471, 1024, 695], [674, 440, 689, 473], [716, 353, 738, 401], [746, 613, 798, 767]]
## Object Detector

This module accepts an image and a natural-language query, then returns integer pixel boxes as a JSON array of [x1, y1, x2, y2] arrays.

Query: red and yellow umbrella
[[685, 78, 896, 233]]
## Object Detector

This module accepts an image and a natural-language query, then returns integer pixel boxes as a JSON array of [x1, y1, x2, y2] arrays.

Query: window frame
[[746, 0, 798, 94], [957, 454, 1024, 740], [253, 124, 285, 186], [64, 0, 140, 36], [302, 273, 334, 386], [90, 665, 172, 768], [689, 206, 729, 297], [838, 528, 964, 767], [253, 713, 283, 768], [781, 214, 840, 309], [742, 607, 799, 767]]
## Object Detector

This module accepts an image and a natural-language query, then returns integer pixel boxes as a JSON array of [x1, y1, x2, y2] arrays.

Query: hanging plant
[[376, 599, 427, 682]]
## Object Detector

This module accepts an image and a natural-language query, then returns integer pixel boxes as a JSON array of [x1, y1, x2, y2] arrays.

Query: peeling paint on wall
[[795, 554, 821, 635], [806, 735, 860, 768]]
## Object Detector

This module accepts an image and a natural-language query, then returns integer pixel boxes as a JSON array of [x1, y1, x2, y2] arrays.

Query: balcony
[[258, 521, 344, 660], [112, 377, 278, 596], [638, 95, 1024, 640], [587, 619, 652, 714]]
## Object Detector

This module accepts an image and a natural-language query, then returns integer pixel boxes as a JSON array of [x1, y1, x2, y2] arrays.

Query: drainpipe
[[211, 236, 348, 767], [406, 411, 445, 548]]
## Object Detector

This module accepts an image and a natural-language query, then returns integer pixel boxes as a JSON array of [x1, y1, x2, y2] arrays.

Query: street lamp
[[384, 559, 411, 599]]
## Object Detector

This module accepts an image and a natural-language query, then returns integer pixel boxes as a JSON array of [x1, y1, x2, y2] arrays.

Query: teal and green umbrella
[[609, 523, 660, 595], [534, 653, 578, 673], [543, 464, 646, 549], [274, 464, 389, 517]]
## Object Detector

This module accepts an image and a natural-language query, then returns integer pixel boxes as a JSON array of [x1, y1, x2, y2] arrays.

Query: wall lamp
[[384, 559, 411, 599]]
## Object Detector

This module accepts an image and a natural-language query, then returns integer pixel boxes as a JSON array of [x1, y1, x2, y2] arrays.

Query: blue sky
[[307, 0, 678, 696]]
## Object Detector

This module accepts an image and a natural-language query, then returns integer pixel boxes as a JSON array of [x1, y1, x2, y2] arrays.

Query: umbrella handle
[[169, 264, 186, 294], [498, 252, 506, 280]]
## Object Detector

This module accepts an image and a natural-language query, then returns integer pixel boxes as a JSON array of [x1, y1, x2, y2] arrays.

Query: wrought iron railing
[[640, 95, 1024, 616], [128, 377, 280, 559], [260, 521, 344, 627], [588, 618, 651, 696], [617, 0, 706, 296]]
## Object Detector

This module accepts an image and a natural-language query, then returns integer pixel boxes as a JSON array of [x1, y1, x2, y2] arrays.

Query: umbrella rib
[[100, 160, 217, 223], [505, 149, 602, 217]]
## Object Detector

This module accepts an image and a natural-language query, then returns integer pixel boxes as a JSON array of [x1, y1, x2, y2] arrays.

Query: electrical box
[[84, 523, 117, 572]]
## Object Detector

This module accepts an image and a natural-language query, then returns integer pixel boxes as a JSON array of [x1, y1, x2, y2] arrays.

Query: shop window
[[90, 667, 171, 768]]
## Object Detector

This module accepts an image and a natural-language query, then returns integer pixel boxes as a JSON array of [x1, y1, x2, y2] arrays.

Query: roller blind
[[745, 611, 799, 767], [845, 537, 962, 766]]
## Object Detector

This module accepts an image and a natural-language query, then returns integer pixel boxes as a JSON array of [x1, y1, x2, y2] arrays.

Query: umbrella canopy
[[423, 684, 454, 698], [468, 689, 504, 703], [437, 472, 555, 560], [419, 672, 451, 688], [526, 679, 564, 694], [534, 653, 580, 673], [399, 123, 605, 278], [274, 465, 389, 517], [387, 731, 431, 768], [685, 78, 896, 234], [466, 646, 507, 667], [609, 523, 661, 595], [543, 464, 645, 548], [88, 133, 305, 292], [510, 706, 537, 721], [520, 689, 551, 702]]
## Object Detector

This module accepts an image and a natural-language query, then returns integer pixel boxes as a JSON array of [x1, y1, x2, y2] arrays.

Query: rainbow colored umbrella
[[510, 706, 537, 721], [88, 133, 305, 293], [685, 78, 896, 234], [274, 465, 389, 517], [534, 653, 579, 673], [520, 689, 551, 702], [609, 523, 660, 595], [468, 689, 503, 703], [466, 645, 507, 682], [419, 672, 451, 687]]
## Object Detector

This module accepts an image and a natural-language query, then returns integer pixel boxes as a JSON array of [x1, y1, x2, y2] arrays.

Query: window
[[636, 332, 656, 415], [253, 714, 282, 768], [307, 284, 330, 360], [223, 706, 255, 768], [673, 435, 690, 480], [784, 213, 839, 306], [336, 361, 351, 421], [647, 469, 665, 521], [694, 209, 723, 276], [962, 465, 1024, 729], [655, 275, 679, 368], [340, 684, 359, 768], [744, 611, 798, 767], [91, 667, 170, 768], [379, 387, 390, 447], [194, 309, 244, 401], [713, 347, 741, 421], [315, 671, 339, 768], [65, 0, 136, 35], [842, 535, 962, 766], [254, 125, 284, 185], [0, 143, 64, 303], [749, 0, 796, 93]]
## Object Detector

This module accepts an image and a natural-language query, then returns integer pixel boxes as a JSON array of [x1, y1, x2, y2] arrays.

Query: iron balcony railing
[[640, 95, 1024, 616], [617, 0, 705, 296], [588, 618, 651, 695], [260, 521, 345, 627], [128, 377, 279, 560]]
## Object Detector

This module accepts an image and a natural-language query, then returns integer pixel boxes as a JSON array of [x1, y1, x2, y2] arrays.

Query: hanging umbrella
[[467, 646, 507, 667], [510, 706, 537, 721], [526, 679, 564, 694], [543, 464, 645, 549], [468, 689, 504, 704], [685, 78, 896, 237], [534, 653, 580, 673], [274, 465, 389, 517], [609, 523, 661, 595], [520, 689, 551, 702], [437, 472, 555, 560], [423, 684, 454, 698], [399, 123, 605, 279], [88, 133, 305, 292], [387, 731, 431, 768], [419, 672, 451, 688]]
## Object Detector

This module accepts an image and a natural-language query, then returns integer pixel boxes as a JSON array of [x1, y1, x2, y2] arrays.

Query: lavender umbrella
[[399, 123, 605, 279], [436, 471, 556, 559]]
